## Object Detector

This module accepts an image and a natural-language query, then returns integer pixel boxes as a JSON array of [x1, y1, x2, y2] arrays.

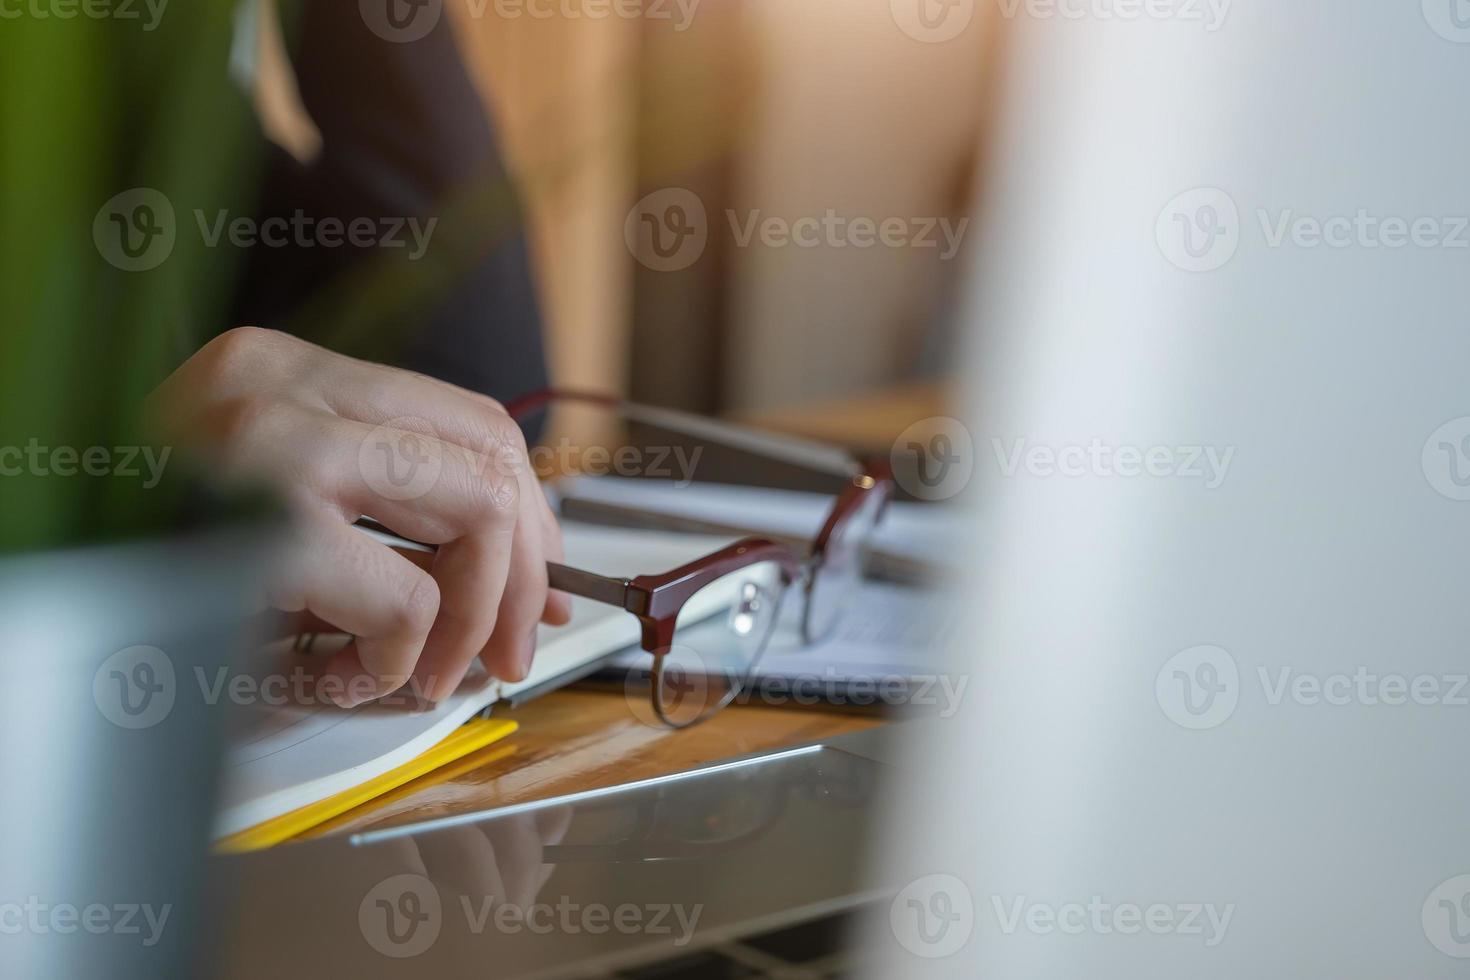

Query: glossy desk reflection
[[213, 745, 890, 979]]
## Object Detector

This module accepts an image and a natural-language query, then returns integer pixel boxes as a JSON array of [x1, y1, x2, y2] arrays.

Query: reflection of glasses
[[510, 389, 893, 728]]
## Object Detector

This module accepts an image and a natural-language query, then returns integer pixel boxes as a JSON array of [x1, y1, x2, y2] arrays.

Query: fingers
[[319, 374, 564, 693], [538, 484, 573, 626], [412, 812, 558, 910], [267, 516, 440, 707], [476, 465, 550, 682], [313, 351, 525, 467], [408, 478, 519, 702], [480, 814, 555, 909], [165, 328, 575, 702], [261, 408, 561, 699], [413, 826, 507, 903]]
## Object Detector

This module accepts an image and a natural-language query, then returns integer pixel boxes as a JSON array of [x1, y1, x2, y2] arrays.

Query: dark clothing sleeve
[[229, 0, 548, 407]]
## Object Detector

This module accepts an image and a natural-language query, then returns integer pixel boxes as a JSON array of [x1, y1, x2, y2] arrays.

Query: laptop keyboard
[[615, 908, 859, 979]]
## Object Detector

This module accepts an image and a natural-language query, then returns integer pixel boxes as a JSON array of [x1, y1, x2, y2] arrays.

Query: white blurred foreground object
[[867, 2, 1470, 978]]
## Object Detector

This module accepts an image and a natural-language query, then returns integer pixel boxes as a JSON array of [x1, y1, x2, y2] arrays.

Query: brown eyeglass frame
[[359, 388, 894, 727]]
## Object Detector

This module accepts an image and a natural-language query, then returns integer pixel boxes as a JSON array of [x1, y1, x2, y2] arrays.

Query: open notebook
[[214, 522, 731, 838]]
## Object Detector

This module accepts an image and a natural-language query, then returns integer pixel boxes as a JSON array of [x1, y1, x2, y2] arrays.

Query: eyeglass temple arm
[[355, 518, 639, 612], [507, 388, 863, 479], [547, 562, 640, 612]]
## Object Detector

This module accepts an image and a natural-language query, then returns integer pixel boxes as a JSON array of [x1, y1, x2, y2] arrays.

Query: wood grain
[[294, 689, 882, 842]]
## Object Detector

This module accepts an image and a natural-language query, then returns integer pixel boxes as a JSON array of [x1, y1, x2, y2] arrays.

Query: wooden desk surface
[[296, 689, 882, 842]]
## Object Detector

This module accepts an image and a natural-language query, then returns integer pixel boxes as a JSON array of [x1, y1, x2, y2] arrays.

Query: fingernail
[[410, 670, 437, 705], [426, 666, 469, 703], [330, 673, 403, 709]]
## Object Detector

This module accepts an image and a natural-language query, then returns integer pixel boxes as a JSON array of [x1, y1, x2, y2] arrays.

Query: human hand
[[149, 326, 572, 705]]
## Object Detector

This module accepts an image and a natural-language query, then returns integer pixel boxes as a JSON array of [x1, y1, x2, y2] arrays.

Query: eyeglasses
[[353, 389, 892, 728], [504, 389, 892, 728]]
